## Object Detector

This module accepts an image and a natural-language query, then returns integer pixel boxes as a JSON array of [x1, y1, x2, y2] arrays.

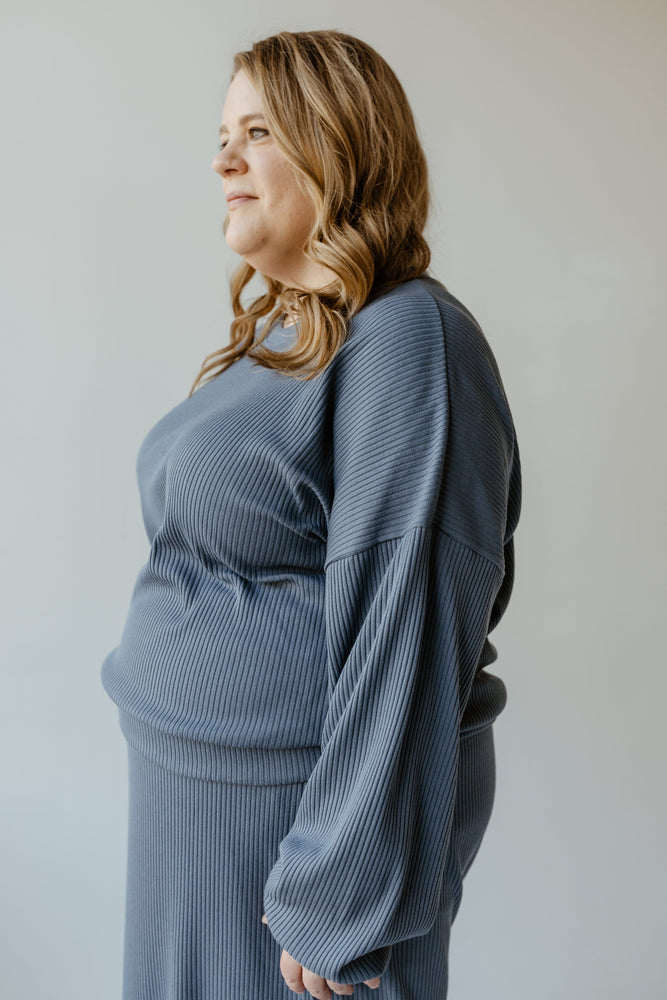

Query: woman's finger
[[301, 965, 334, 999], [279, 949, 306, 994], [326, 977, 355, 994]]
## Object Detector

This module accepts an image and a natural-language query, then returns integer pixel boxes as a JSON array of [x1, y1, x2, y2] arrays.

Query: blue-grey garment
[[101, 273, 522, 989]]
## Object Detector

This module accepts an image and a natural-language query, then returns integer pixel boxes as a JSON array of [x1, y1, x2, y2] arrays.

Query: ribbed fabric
[[101, 274, 522, 997], [122, 723, 495, 999]]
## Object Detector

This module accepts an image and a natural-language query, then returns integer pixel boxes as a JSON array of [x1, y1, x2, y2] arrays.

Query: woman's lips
[[227, 196, 257, 209]]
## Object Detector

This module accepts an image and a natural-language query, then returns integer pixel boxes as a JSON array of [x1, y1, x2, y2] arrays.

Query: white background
[[1, 1, 665, 997]]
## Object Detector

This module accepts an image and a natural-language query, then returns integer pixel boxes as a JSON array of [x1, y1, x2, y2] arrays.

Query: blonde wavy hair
[[189, 29, 432, 396]]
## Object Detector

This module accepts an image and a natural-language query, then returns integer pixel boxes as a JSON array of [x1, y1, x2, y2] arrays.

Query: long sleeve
[[262, 284, 519, 984]]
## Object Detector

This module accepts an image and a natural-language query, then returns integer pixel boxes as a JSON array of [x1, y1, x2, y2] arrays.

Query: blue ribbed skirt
[[121, 723, 496, 999]]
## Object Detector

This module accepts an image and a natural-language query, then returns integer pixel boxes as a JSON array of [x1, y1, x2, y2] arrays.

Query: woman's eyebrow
[[218, 113, 266, 136]]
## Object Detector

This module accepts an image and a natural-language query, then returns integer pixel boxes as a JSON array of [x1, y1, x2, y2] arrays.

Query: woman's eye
[[217, 127, 268, 151]]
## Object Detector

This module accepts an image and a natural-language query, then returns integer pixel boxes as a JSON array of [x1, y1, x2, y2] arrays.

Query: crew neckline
[[275, 315, 299, 333], [259, 316, 299, 352]]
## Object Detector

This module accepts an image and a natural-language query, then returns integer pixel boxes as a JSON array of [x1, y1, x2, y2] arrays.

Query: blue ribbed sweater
[[101, 273, 521, 985]]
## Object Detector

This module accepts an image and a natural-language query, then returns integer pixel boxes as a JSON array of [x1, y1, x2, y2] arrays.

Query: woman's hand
[[261, 913, 381, 997]]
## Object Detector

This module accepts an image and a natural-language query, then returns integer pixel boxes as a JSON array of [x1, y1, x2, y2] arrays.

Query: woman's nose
[[212, 143, 246, 175]]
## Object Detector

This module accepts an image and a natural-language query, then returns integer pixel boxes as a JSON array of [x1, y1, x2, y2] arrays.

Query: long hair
[[189, 29, 432, 396]]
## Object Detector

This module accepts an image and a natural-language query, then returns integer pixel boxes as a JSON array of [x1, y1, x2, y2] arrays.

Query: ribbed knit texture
[[101, 274, 522, 997]]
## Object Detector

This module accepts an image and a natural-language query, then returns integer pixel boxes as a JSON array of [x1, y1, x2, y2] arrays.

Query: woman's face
[[212, 70, 333, 291]]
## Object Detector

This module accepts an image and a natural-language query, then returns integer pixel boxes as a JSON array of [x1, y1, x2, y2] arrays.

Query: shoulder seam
[[433, 523, 504, 574], [324, 522, 504, 574]]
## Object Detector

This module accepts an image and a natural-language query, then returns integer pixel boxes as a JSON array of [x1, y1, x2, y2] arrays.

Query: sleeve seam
[[324, 522, 504, 575]]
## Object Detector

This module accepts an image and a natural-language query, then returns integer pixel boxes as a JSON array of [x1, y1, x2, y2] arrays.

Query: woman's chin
[[225, 230, 260, 261], [225, 237, 251, 260]]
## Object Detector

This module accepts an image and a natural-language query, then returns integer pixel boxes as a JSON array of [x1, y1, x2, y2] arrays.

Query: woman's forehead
[[221, 70, 262, 122]]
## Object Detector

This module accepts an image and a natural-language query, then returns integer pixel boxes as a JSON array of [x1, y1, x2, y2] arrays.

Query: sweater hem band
[[118, 709, 322, 785]]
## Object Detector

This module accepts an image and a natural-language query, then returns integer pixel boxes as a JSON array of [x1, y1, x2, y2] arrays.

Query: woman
[[101, 29, 522, 1000]]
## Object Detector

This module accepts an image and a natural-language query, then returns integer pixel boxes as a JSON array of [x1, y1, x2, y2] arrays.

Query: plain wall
[[1, 1, 665, 997]]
